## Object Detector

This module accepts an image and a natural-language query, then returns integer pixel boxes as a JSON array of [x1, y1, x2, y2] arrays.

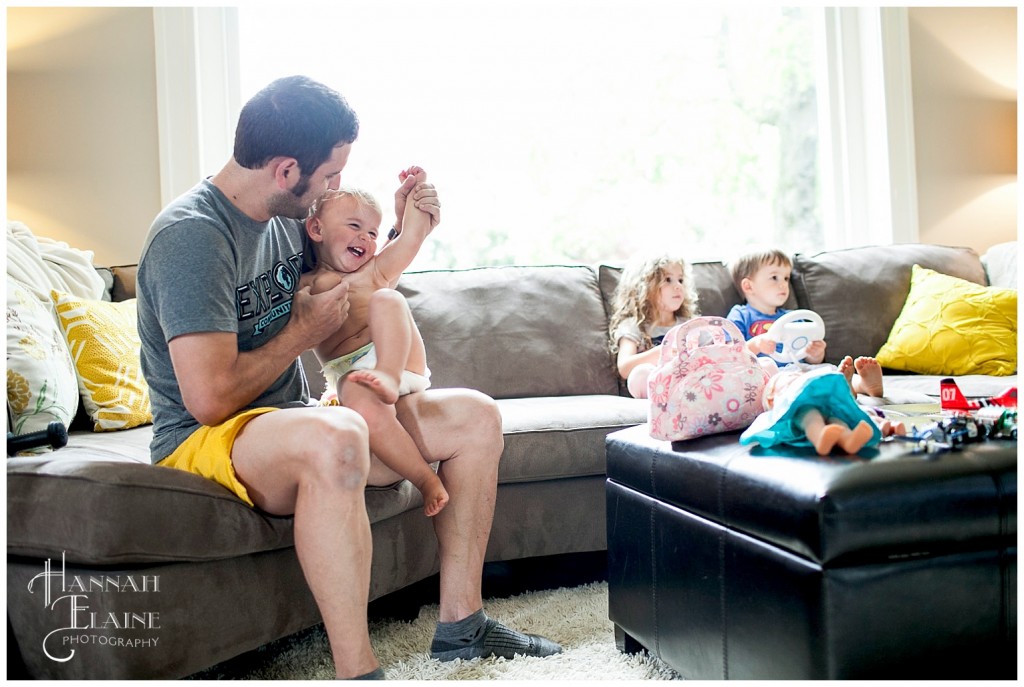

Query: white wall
[[909, 7, 1017, 254], [7, 7, 161, 266]]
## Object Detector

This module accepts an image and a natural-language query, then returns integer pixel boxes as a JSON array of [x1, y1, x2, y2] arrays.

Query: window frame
[[153, 6, 919, 250]]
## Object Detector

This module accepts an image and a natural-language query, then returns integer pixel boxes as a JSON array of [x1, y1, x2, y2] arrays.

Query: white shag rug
[[205, 581, 680, 680]]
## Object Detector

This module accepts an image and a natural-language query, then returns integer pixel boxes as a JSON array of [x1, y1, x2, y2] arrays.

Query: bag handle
[[665, 316, 745, 354], [654, 316, 746, 367]]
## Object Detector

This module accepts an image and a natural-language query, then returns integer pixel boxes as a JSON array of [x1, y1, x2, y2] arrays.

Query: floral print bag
[[647, 317, 769, 442]]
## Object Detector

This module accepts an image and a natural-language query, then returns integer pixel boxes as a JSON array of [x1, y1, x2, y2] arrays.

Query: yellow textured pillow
[[877, 264, 1017, 376], [51, 291, 153, 431]]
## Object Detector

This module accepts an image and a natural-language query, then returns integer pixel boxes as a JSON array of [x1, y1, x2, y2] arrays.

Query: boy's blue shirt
[[727, 303, 789, 356]]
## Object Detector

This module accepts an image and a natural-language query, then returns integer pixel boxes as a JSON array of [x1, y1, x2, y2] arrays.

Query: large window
[[233, 4, 915, 269]]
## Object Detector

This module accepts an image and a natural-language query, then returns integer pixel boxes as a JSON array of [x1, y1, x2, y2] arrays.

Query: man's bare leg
[[391, 389, 562, 660], [230, 407, 379, 679]]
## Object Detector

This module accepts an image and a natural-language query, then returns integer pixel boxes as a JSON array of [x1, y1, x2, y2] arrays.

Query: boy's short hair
[[728, 248, 792, 295], [234, 75, 359, 178]]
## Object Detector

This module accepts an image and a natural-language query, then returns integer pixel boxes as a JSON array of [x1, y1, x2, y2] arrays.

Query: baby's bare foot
[[837, 355, 856, 396], [419, 474, 449, 517], [853, 356, 885, 397], [348, 370, 400, 405]]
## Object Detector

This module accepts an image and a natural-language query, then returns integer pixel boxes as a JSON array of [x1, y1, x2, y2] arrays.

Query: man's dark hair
[[234, 75, 359, 176]]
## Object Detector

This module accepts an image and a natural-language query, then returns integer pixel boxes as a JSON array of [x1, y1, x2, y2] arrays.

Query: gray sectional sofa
[[7, 242, 1016, 679]]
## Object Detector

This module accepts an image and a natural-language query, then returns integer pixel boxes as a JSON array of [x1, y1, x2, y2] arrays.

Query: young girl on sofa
[[608, 252, 699, 399]]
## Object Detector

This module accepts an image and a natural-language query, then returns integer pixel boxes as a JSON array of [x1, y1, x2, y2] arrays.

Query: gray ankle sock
[[433, 608, 488, 643], [430, 609, 562, 662], [350, 666, 386, 680]]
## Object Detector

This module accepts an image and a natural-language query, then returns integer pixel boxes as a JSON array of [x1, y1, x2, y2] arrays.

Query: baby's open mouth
[[348, 246, 365, 257]]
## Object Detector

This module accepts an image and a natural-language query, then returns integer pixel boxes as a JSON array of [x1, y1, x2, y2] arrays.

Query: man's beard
[[267, 175, 314, 219]]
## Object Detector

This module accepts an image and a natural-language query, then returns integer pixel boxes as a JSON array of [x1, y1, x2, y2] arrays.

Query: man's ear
[[272, 157, 300, 191]]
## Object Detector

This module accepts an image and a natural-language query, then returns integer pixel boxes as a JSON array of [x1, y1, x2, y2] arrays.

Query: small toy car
[[977, 407, 1018, 440], [895, 416, 984, 454]]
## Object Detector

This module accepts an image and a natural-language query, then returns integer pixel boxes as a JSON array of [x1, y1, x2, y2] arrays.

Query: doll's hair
[[608, 253, 699, 353], [727, 248, 792, 296], [302, 186, 382, 272]]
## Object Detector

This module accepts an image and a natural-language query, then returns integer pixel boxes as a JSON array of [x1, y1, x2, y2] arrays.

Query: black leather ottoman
[[606, 423, 1017, 679]]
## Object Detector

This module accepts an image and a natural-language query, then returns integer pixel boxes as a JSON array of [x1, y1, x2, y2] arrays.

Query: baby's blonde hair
[[608, 253, 699, 353], [303, 186, 383, 272], [308, 186, 382, 220]]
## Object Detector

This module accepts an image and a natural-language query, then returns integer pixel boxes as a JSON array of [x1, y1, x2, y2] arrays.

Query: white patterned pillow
[[51, 291, 152, 431], [6, 278, 80, 436]]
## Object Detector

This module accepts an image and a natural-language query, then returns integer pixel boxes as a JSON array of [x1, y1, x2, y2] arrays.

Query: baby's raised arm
[[374, 168, 436, 286]]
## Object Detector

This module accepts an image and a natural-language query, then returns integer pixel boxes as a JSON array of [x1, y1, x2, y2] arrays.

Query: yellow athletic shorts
[[158, 407, 278, 507]]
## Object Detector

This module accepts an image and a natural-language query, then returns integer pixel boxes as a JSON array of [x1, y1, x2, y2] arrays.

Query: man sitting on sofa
[[137, 75, 560, 679]]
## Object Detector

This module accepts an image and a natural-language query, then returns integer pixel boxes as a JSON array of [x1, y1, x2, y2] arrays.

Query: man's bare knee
[[459, 390, 503, 454], [299, 412, 371, 490]]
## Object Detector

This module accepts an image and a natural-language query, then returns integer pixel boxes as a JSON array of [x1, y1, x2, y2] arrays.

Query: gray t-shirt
[[137, 179, 311, 463]]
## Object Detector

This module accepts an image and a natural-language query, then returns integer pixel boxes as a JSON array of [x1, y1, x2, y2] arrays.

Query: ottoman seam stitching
[[718, 453, 729, 679], [649, 453, 659, 656]]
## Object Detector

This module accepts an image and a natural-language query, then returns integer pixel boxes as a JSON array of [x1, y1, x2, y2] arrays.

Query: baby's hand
[[394, 166, 429, 230], [749, 334, 778, 356], [804, 339, 826, 364], [399, 165, 427, 185]]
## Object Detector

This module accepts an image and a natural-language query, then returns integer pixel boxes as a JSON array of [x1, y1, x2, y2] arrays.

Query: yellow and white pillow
[[6, 278, 80, 435], [877, 264, 1017, 376], [51, 291, 152, 431]]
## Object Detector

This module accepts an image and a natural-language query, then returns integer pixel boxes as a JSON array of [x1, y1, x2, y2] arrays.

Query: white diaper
[[321, 342, 431, 396]]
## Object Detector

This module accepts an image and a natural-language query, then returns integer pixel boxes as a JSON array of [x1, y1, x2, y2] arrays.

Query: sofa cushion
[[496, 395, 646, 483], [5, 425, 424, 565], [51, 292, 153, 431], [877, 265, 1016, 376], [6, 278, 80, 437], [982, 241, 1017, 290], [790, 244, 987, 366], [110, 264, 138, 302], [397, 265, 619, 399]]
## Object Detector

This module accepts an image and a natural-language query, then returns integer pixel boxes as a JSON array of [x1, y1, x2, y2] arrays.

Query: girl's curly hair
[[608, 253, 699, 353]]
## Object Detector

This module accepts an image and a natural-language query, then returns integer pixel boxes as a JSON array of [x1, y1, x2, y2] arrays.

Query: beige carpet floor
[[192, 581, 680, 680]]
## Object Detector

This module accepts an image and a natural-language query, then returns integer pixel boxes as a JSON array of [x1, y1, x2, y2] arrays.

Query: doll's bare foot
[[837, 355, 857, 395], [811, 424, 844, 456], [417, 473, 449, 517], [853, 357, 885, 397], [348, 370, 400, 405], [838, 420, 874, 453], [877, 419, 906, 437]]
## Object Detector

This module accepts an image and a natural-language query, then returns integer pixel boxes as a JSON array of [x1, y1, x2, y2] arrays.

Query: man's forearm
[[171, 323, 312, 426]]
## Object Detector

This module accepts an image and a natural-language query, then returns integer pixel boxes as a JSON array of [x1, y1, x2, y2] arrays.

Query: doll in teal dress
[[740, 364, 883, 455]]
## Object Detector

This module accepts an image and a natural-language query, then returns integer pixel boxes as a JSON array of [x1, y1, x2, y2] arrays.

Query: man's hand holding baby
[[291, 277, 351, 348]]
